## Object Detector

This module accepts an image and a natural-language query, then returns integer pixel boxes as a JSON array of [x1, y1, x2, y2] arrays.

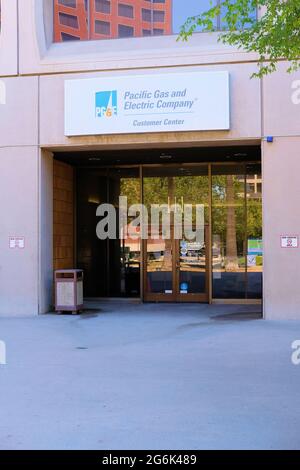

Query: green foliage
[[256, 255, 263, 266], [179, 0, 300, 77], [121, 173, 261, 242]]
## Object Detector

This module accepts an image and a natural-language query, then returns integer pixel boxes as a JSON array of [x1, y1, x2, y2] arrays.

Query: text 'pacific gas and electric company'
[[65, 70, 230, 136]]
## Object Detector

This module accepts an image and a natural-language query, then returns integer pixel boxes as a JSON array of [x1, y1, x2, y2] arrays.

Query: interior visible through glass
[[212, 163, 262, 299], [143, 165, 209, 298], [76, 160, 262, 301], [77, 167, 141, 297]]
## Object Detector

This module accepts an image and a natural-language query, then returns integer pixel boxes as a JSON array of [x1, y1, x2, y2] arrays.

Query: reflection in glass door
[[211, 163, 262, 300], [143, 175, 175, 300], [144, 225, 174, 298], [175, 226, 209, 301], [211, 165, 246, 299], [143, 166, 209, 302], [173, 169, 209, 301]]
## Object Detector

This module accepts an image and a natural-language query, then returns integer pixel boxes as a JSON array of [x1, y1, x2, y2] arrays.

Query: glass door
[[211, 163, 263, 300], [143, 173, 175, 301], [173, 167, 209, 301], [175, 225, 209, 301], [143, 165, 209, 302], [76, 166, 141, 297]]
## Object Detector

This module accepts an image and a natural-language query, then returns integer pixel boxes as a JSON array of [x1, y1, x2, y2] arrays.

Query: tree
[[225, 175, 239, 271], [179, 0, 300, 77]]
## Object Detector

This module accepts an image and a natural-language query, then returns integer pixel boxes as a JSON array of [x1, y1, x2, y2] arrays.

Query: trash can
[[54, 269, 83, 314]]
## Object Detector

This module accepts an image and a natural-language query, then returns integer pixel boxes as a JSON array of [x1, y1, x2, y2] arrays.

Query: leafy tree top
[[179, 0, 300, 77]]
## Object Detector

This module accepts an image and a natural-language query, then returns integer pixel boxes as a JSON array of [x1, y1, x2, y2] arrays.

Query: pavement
[[0, 301, 300, 450]]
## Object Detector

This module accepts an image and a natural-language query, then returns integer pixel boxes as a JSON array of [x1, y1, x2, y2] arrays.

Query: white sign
[[280, 235, 298, 248], [65, 71, 230, 136], [247, 255, 257, 267], [9, 236, 25, 249]]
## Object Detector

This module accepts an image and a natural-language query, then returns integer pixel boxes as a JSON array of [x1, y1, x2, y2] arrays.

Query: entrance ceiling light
[[159, 154, 172, 160]]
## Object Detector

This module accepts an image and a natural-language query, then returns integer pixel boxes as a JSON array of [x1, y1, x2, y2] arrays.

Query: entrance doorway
[[76, 167, 141, 298], [143, 165, 209, 302], [143, 226, 209, 302], [53, 145, 262, 304]]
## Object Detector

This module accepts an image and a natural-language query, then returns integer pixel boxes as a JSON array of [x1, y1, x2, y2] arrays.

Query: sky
[[172, 0, 214, 33]]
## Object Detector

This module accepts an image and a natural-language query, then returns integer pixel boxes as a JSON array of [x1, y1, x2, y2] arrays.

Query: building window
[[153, 10, 164, 23], [53, 0, 256, 42], [58, 0, 78, 7], [118, 24, 134, 37], [118, 4, 134, 19], [95, 19, 110, 35], [54, 0, 88, 41], [153, 28, 163, 35], [95, 0, 110, 14], [141, 8, 151, 23], [59, 12, 79, 28]]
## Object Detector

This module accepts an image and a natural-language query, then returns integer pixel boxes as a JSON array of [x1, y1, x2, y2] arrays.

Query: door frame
[[142, 225, 210, 303], [141, 161, 211, 303], [142, 224, 176, 302], [174, 224, 209, 302], [72, 160, 262, 305]]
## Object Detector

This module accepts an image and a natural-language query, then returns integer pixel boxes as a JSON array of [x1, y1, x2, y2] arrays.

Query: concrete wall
[[0, 0, 18, 76], [0, 147, 39, 316], [0, 75, 40, 316], [39, 150, 54, 314], [263, 137, 300, 319], [262, 63, 300, 319]]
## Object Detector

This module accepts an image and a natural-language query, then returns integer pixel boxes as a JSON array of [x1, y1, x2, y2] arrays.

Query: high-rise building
[[54, 0, 172, 42]]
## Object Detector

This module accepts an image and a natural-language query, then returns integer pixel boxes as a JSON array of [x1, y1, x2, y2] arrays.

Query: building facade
[[0, 0, 299, 318]]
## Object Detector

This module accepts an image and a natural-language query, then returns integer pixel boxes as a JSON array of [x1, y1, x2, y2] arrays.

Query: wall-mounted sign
[[280, 235, 298, 248], [9, 236, 25, 249], [65, 71, 230, 136]]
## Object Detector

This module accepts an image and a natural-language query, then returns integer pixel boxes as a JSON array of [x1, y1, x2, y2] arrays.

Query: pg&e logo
[[95, 90, 117, 118]]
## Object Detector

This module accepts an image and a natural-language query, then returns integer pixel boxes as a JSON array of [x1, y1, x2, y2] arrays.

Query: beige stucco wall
[[263, 137, 300, 319], [263, 62, 300, 138], [0, 74, 40, 315], [0, 0, 18, 76], [0, 146, 39, 316], [0, 76, 39, 146], [39, 149, 53, 314], [262, 64, 300, 319]]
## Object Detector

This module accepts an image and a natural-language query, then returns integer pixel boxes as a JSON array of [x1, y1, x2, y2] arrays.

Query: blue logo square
[[95, 90, 117, 118]]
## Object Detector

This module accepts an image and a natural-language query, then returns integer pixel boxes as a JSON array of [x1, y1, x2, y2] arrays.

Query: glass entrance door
[[175, 225, 209, 301], [143, 165, 209, 302], [143, 173, 175, 301]]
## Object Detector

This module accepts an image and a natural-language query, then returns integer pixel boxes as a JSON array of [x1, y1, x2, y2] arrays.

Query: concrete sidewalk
[[0, 302, 299, 450]]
